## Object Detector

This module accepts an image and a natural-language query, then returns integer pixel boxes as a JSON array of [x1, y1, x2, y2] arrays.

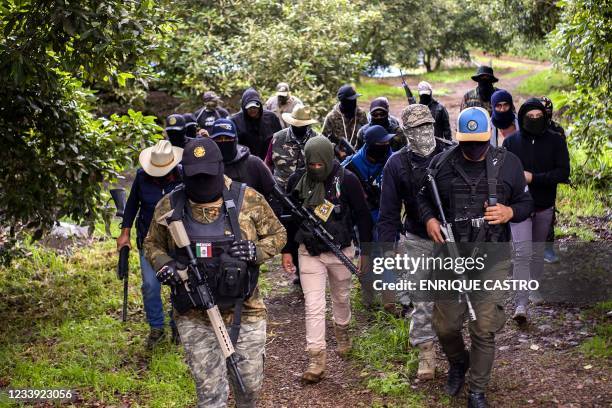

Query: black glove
[[156, 261, 182, 286], [228, 240, 257, 263]]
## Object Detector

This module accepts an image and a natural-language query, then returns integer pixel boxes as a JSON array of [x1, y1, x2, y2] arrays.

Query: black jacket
[[417, 147, 533, 242], [224, 145, 275, 199], [503, 99, 570, 209], [282, 162, 373, 253], [194, 106, 230, 135], [377, 141, 447, 242], [231, 88, 282, 160], [427, 99, 452, 141]]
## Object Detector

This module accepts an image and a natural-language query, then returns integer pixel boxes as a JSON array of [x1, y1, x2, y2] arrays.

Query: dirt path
[[259, 263, 377, 407]]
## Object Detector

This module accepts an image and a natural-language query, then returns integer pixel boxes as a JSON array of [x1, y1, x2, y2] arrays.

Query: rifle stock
[[166, 219, 247, 393], [272, 185, 360, 276], [399, 69, 416, 105], [117, 246, 130, 322]]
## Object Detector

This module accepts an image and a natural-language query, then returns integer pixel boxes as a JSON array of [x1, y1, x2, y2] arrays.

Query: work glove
[[156, 261, 182, 286], [228, 240, 257, 263]]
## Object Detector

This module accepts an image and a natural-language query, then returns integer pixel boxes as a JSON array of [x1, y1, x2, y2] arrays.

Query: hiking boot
[[513, 305, 528, 325], [529, 290, 544, 306], [416, 342, 436, 380], [146, 328, 165, 350], [467, 391, 489, 408], [171, 325, 181, 345], [445, 351, 469, 396], [544, 244, 559, 264], [302, 349, 326, 383], [383, 303, 403, 318], [334, 323, 352, 357]]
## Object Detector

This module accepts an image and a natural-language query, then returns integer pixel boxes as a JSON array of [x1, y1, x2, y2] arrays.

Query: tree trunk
[[424, 52, 432, 72], [434, 57, 442, 71]]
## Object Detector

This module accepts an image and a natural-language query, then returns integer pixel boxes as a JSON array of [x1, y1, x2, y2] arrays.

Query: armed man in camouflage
[[322, 84, 368, 159], [265, 82, 303, 128], [460, 66, 500, 115], [144, 137, 286, 408], [378, 104, 453, 380]]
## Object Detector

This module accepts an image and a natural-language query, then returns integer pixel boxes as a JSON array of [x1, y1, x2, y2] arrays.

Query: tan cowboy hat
[[139, 140, 183, 177], [282, 104, 318, 127]]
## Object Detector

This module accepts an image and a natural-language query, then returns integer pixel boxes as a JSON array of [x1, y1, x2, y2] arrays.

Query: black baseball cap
[[210, 118, 237, 139], [165, 114, 185, 131], [337, 84, 361, 101], [181, 137, 223, 176]]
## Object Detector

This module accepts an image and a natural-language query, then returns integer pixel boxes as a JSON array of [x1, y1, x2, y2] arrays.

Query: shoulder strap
[[485, 147, 507, 206], [167, 185, 187, 222], [223, 181, 247, 240], [429, 144, 460, 178]]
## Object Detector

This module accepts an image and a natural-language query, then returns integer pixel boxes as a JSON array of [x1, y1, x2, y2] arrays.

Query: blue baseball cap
[[456, 107, 491, 142], [210, 118, 237, 139], [165, 114, 185, 132], [364, 125, 394, 145]]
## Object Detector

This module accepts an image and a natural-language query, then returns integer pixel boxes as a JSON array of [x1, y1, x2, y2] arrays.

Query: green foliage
[[0, 0, 167, 236], [507, 40, 553, 61], [515, 68, 572, 108], [492, 0, 561, 41], [158, 0, 379, 117], [0, 238, 195, 406], [370, 0, 508, 72], [580, 301, 612, 359], [549, 0, 611, 189]]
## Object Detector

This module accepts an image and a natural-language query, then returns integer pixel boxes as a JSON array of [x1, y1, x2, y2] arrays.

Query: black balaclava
[[370, 110, 389, 128], [369, 98, 390, 127], [419, 94, 432, 105], [183, 172, 225, 203], [339, 98, 357, 119], [167, 129, 186, 148], [278, 95, 288, 106], [459, 141, 490, 161], [367, 143, 390, 163], [215, 139, 238, 162], [491, 90, 515, 129], [518, 98, 548, 137], [185, 124, 197, 139], [291, 125, 308, 139], [477, 78, 495, 103]]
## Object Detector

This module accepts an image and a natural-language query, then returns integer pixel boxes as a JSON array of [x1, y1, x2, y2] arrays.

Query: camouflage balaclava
[[401, 104, 436, 157]]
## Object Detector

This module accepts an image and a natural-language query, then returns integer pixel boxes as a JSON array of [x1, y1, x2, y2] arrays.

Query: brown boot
[[334, 323, 352, 357], [302, 349, 326, 383], [416, 341, 436, 380]]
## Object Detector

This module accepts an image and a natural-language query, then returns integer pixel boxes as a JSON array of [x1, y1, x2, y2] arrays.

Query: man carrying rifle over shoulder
[[144, 138, 286, 408], [280, 136, 372, 384], [417, 108, 532, 408]]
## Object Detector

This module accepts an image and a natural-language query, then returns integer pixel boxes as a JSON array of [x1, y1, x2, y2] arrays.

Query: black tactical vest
[[168, 182, 259, 313], [295, 168, 354, 255]]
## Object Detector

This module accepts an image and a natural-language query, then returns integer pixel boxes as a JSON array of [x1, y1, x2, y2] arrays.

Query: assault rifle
[[164, 217, 246, 393], [272, 185, 360, 276], [399, 69, 416, 105], [111, 188, 129, 322], [427, 173, 477, 321]]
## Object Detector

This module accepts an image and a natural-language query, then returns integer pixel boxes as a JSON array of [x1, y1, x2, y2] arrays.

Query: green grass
[[515, 68, 572, 108], [0, 236, 196, 407], [418, 67, 475, 84], [580, 301, 612, 359], [357, 78, 409, 100]]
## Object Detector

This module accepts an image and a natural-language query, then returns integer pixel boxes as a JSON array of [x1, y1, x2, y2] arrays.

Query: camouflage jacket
[[460, 87, 499, 115], [264, 95, 303, 128], [143, 176, 287, 323], [322, 104, 368, 148], [271, 127, 320, 190]]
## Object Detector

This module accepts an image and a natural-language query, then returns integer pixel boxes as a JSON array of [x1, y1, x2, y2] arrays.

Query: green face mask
[[308, 166, 328, 182]]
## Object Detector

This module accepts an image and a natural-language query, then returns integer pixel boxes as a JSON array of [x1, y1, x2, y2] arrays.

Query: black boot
[[171, 325, 181, 345], [146, 328, 165, 350], [467, 391, 489, 408], [445, 351, 469, 396]]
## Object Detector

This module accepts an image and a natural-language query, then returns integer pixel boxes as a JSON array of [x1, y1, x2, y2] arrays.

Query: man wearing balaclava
[[270, 104, 321, 286], [322, 84, 368, 159], [490, 89, 519, 148], [231, 87, 282, 161], [280, 136, 372, 384], [355, 97, 405, 152], [265, 82, 303, 128], [194, 91, 229, 136], [209, 118, 275, 200], [377, 104, 451, 381], [418, 107, 533, 407], [144, 137, 286, 408], [165, 114, 187, 148], [503, 98, 569, 323], [460, 66, 500, 115], [417, 81, 452, 141]]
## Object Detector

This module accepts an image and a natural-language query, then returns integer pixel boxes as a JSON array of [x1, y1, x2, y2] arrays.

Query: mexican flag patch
[[195, 242, 212, 258]]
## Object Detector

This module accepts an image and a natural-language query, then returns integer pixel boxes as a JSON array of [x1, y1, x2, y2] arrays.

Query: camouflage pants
[[396, 234, 436, 346], [175, 313, 266, 408]]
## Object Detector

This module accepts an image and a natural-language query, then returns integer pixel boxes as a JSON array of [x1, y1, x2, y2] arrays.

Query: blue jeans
[[140, 250, 174, 329]]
